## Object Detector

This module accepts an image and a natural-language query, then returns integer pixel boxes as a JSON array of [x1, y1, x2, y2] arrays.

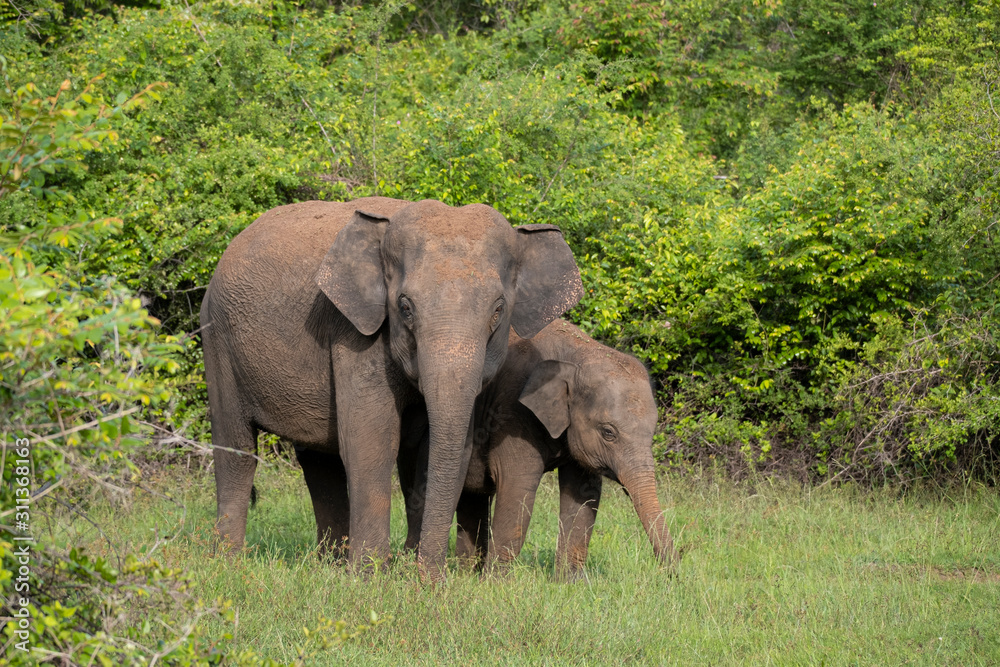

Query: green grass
[[68, 462, 1000, 665]]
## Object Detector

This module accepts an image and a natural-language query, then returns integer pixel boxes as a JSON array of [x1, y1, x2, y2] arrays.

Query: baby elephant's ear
[[519, 359, 578, 439], [316, 209, 391, 336]]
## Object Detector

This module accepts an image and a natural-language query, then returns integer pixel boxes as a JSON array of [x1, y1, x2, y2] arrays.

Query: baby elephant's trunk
[[618, 464, 679, 567]]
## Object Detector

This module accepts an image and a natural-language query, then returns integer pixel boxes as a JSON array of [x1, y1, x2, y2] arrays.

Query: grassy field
[[66, 461, 1000, 665]]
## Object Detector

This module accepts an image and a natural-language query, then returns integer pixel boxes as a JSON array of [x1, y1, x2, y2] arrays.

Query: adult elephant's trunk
[[415, 334, 485, 584], [618, 462, 679, 567]]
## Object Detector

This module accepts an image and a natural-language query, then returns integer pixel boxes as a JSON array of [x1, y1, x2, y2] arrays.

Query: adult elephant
[[200, 197, 583, 582]]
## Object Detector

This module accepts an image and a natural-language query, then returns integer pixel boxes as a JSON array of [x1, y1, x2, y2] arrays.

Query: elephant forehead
[[385, 229, 511, 285], [406, 259, 502, 294], [582, 361, 655, 415], [389, 201, 517, 246], [599, 353, 650, 387], [622, 389, 657, 423]]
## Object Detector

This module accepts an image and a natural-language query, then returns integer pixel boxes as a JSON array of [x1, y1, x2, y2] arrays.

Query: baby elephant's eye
[[599, 424, 618, 442]]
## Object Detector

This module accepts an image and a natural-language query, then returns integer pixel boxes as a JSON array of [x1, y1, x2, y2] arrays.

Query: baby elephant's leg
[[555, 461, 602, 580]]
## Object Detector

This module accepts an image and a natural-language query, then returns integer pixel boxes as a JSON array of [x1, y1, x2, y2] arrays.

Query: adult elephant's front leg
[[338, 406, 400, 570], [334, 348, 407, 572]]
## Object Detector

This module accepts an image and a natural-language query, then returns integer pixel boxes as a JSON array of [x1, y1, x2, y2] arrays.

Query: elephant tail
[[250, 484, 258, 508]]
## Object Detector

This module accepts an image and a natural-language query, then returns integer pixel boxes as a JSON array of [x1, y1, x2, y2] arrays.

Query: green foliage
[[0, 0, 162, 48], [728, 104, 952, 371], [570, 91, 1000, 481], [551, 0, 781, 153], [816, 309, 1000, 478], [581, 101, 962, 375], [0, 537, 384, 665], [766, 0, 916, 102], [0, 61, 244, 666], [545, 0, 1000, 164], [8, 2, 368, 334], [0, 59, 174, 476], [0, 540, 242, 666], [379, 54, 722, 240]]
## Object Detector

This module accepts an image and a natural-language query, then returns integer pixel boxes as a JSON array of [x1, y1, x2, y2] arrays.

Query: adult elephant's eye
[[489, 299, 504, 332], [398, 295, 414, 323]]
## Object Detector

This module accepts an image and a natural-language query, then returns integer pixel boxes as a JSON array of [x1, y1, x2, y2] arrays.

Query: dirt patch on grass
[[864, 562, 1000, 583], [928, 566, 1000, 583]]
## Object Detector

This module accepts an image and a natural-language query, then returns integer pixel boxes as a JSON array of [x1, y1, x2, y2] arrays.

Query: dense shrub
[[0, 55, 383, 664], [816, 309, 1000, 480], [0, 61, 222, 665], [549, 0, 780, 155]]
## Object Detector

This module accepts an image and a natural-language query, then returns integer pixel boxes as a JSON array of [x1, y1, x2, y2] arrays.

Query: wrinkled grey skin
[[398, 320, 678, 578], [200, 197, 583, 582]]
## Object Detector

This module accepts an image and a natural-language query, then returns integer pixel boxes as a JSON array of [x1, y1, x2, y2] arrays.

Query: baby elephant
[[398, 320, 678, 577]]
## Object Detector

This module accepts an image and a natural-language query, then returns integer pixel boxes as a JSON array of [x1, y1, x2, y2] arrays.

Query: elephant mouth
[[600, 468, 623, 488]]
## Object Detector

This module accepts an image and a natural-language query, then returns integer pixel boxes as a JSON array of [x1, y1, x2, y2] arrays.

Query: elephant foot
[[479, 555, 517, 581], [316, 540, 349, 564], [212, 519, 247, 559], [347, 544, 395, 578], [416, 555, 450, 586], [554, 563, 590, 584]]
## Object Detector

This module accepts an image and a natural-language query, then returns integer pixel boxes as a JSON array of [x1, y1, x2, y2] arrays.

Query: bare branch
[[301, 97, 338, 163]]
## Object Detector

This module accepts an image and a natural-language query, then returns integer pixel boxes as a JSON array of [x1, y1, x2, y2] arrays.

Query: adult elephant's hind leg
[[212, 416, 259, 554], [397, 404, 429, 552], [204, 332, 259, 554], [295, 447, 351, 559]]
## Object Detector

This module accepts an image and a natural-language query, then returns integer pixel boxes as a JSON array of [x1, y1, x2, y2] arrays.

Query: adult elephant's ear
[[519, 359, 577, 439], [316, 209, 390, 336], [513, 224, 584, 338]]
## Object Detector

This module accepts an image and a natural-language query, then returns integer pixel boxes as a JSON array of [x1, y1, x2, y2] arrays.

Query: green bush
[[580, 91, 1000, 480], [0, 46, 392, 664], [0, 60, 277, 666], [815, 309, 1000, 479], [547, 0, 780, 155]]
